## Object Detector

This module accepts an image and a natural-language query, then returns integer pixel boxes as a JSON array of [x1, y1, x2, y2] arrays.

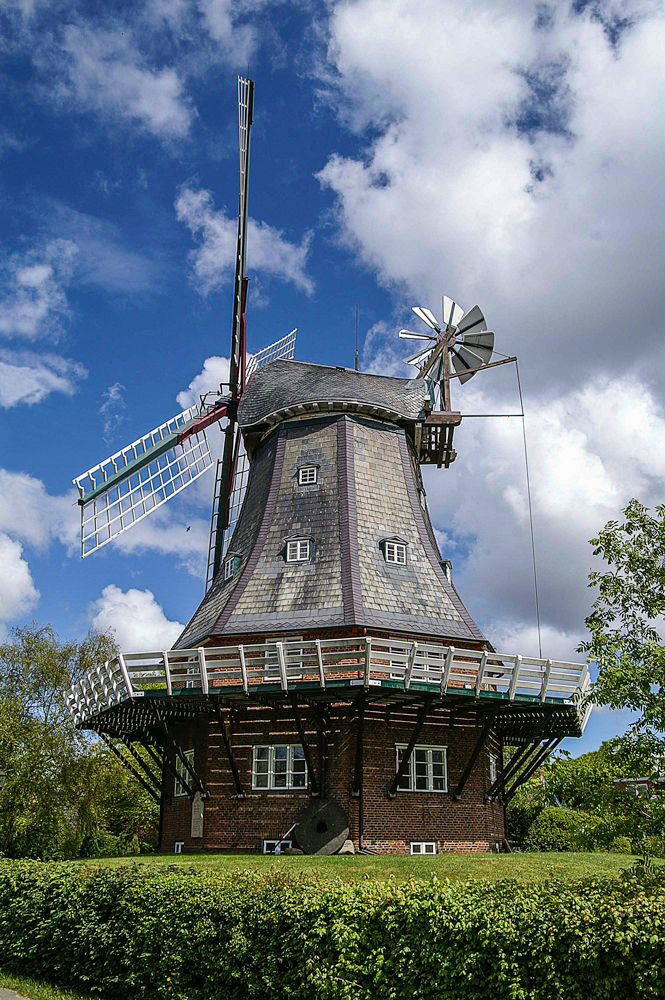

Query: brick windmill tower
[[68, 79, 591, 855]]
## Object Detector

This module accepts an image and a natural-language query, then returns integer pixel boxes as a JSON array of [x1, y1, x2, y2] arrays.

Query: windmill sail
[[74, 405, 214, 557]]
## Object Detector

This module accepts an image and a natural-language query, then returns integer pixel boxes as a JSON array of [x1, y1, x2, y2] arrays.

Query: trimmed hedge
[[1, 860, 664, 1000], [524, 807, 599, 852]]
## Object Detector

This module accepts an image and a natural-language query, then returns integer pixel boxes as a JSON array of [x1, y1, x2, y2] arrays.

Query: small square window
[[263, 839, 293, 854], [411, 842, 436, 855], [298, 466, 318, 486], [385, 541, 407, 565], [174, 841, 184, 854], [223, 557, 236, 580], [286, 539, 311, 562]]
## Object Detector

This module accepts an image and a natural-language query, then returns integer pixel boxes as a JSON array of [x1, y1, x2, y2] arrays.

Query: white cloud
[[175, 185, 314, 296], [318, 0, 665, 382], [0, 469, 77, 551], [89, 584, 184, 651], [423, 373, 665, 646], [57, 26, 193, 139], [0, 350, 86, 407], [113, 509, 210, 578], [0, 533, 39, 625], [0, 240, 77, 340], [99, 382, 126, 444], [176, 355, 230, 410]]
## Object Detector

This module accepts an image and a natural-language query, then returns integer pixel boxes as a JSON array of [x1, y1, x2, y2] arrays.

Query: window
[[174, 841, 184, 854], [252, 744, 307, 791], [263, 839, 293, 854], [286, 538, 311, 562], [384, 540, 407, 564], [298, 465, 318, 486], [411, 842, 437, 855], [396, 744, 447, 792], [185, 665, 197, 689], [223, 556, 237, 581], [489, 753, 499, 786], [174, 749, 194, 797]]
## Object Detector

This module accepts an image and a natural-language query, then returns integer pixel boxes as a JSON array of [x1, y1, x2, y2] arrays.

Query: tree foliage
[[0, 622, 158, 859], [579, 499, 665, 735]]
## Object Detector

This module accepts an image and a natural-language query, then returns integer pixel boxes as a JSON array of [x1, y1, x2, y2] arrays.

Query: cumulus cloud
[[176, 355, 231, 410], [0, 533, 39, 627], [89, 584, 184, 651], [0, 469, 78, 551], [0, 350, 86, 407], [419, 373, 665, 662], [0, 240, 77, 340], [175, 185, 314, 296], [56, 26, 193, 139], [318, 0, 665, 387]]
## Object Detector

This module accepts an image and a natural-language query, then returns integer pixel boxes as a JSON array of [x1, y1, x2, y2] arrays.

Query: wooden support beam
[[387, 699, 431, 799], [485, 718, 550, 802], [98, 733, 160, 802], [504, 738, 562, 803], [352, 690, 365, 797], [291, 696, 320, 796], [210, 700, 245, 797], [451, 717, 493, 800], [119, 736, 162, 793], [153, 706, 208, 800]]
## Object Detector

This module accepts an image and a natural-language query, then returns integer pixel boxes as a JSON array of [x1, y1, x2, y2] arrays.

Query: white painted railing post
[[405, 642, 418, 690], [475, 651, 488, 697], [364, 637, 371, 688], [198, 648, 208, 695], [540, 659, 553, 702], [276, 642, 288, 690], [508, 655, 522, 701], [161, 651, 172, 696], [238, 645, 248, 694], [117, 655, 133, 700], [315, 639, 325, 688], [441, 646, 455, 695]]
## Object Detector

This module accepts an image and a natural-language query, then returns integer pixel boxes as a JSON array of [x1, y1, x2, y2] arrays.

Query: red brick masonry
[[161, 703, 505, 854]]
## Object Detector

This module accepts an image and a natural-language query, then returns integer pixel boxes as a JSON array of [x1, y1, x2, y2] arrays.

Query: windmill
[[72, 77, 296, 586], [398, 297, 496, 468]]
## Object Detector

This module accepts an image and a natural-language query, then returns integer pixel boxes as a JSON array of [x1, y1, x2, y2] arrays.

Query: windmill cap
[[238, 359, 430, 431]]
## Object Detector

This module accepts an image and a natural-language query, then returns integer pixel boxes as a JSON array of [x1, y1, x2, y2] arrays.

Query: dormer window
[[223, 553, 240, 580], [298, 465, 318, 486], [382, 536, 407, 565], [286, 537, 311, 562]]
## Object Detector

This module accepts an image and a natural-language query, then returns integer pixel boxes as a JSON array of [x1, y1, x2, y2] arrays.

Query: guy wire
[[515, 359, 542, 658]]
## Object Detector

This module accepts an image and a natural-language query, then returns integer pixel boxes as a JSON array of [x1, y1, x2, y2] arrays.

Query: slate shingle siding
[[175, 363, 486, 647]]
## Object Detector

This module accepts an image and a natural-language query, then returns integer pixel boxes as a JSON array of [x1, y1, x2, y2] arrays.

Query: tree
[[0, 622, 158, 858], [579, 499, 665, 738]]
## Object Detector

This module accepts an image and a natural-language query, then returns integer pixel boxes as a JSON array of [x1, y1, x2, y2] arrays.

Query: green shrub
[[610, 836, 633, 854], [0, 860, 664, 1000], [524, 806, 596, 852]]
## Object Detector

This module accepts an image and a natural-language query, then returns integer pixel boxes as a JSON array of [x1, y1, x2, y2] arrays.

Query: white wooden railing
[[66, 636, 593, 732]]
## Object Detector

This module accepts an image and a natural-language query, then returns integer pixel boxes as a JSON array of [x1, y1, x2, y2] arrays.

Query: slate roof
[[174, 384, 487, 650], [238, 359, 430, 430]]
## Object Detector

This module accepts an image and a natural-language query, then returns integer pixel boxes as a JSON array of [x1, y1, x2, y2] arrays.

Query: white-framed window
[[223, 556, 238, 581], [489, 753, 499, 786], [263, 839, 293, 854], [384, 540, 407, 565], [185, 665, 198, 689], [252, 744, 307, 791], [174, 841, 184, 854], [396, 744, 447, 793], [298, 465, 318, 486], [286, 538, 311, 562], [411, 841, 437, 855], [174, 749, 194, 797]]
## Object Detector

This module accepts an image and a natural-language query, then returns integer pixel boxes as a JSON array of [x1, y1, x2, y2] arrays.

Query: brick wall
[[160, 702, 505, 855]]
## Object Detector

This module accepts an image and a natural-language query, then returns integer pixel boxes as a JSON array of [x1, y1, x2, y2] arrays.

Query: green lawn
[[0, 970, 92, 1000], [80, 850, 644, 883]]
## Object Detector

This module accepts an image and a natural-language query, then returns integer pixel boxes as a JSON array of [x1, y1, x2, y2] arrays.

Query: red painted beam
[[177, 399, 232, 444]]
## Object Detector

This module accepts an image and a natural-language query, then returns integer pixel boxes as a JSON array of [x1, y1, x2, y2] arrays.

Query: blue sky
[[1, 0, 664, 754]]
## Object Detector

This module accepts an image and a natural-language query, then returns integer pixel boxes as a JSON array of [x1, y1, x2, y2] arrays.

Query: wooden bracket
[[352, 690, 365, 798], [452, 717, 493, 800], [210, 699, 246, 798], [387, 700, 431, 798], [291, 696, 320, 796]]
